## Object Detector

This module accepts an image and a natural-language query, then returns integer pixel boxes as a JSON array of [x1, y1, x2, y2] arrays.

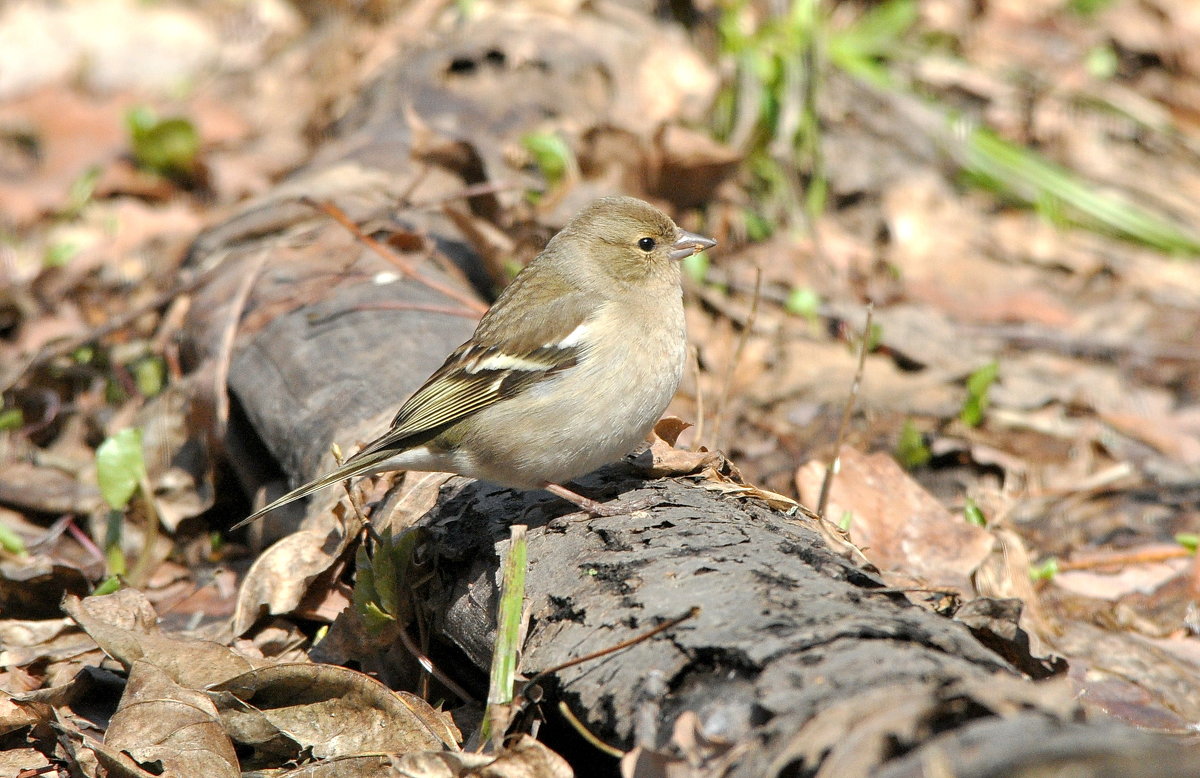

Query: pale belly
[[453, 309, 686, 488]]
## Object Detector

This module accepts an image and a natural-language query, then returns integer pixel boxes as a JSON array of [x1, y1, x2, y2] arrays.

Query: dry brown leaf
[[208, 663, 459, 762], [231, 528, 352, 637], [620, 710, 741, 778], [796, 446, 994, 597], [0, 460, 103, 516], [274, 734, 569, 777], [0, 747, 51, 777], [374, 471, 457, 536], [100, 659, 239, 778], [0, 89, 133, 226], [62, 590, 263, 689]]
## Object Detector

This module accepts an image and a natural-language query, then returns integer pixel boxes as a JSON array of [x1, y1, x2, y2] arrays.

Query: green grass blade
[[481, 524, 528, 749]]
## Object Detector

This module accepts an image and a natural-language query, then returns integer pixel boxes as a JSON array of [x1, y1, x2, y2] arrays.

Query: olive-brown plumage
[[233, 196, 716, 529]]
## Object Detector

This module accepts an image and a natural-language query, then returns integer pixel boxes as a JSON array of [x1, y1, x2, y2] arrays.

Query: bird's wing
[[349, 290, 598, 459], [231, 289, 597, 530]]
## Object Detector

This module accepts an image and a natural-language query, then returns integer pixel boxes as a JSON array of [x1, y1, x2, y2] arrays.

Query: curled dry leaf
[[62, 591, 263, 690], [621, 710, 742, 778], [640, 417, 800, 513], [231, 527, 355, 637], [207, 663, 458, 764], [271, 734, 569, 778], [95, 659, 238, 778]]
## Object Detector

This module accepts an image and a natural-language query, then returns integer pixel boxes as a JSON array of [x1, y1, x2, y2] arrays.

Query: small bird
[[232, 196, 716, 530]]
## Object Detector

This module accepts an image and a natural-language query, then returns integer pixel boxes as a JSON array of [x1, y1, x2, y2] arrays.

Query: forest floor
[[2, 0, 1200, 774]]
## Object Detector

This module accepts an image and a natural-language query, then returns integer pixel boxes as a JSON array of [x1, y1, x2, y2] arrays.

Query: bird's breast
[[456, 297, 686, 488]]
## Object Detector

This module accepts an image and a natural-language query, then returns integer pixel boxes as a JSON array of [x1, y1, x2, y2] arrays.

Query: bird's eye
[[637, 237, 656, 252]]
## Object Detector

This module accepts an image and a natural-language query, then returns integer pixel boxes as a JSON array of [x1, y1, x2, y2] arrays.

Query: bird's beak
[[669, 230, 717, 261]]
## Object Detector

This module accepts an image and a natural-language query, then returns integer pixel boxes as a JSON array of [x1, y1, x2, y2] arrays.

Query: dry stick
[[557, 701, 625, 759], [212, 248, 270, 440], [689, 344, 706, 448], [396, 623, 476, 703], [709, 267, 763, 451], [1056, 544, 1192, 572], [127, 471, 164, 588], [816, 302, 873, 519], [522, 606, 700, 696], [303, 198, 488, 316], [519, 607, 699, 758]]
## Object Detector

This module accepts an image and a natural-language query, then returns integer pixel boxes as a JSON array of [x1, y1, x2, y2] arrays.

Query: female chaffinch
[[233, 195, 715, 528]]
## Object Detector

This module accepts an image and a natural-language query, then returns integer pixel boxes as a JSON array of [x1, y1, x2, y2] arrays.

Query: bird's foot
[[543, 483, 658, 517]]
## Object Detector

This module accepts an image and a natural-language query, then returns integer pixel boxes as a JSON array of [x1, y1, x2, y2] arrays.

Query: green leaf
[[785, 286, 821, 321], [0, 521, 27, 555], [352, 528, 426, 634], [1175, 533, 1199, 553], [828, 0, 916, 85], [1085, 45, 1118, 80], [520, 132, 573, 190], [44, 241, 81, 268], [744, 209, 774, 241], [133, 356, 166, 398], [1029, 557, 1059, 581], [960, 124, 1200, 255], [895, 419, 931, 469], [96, 428, 146, 510], [126, 107, 200, 179], [482, 525, 528, 747], [62, 165, 101, 218], [963, 497, 986, 527], [960, 360, 999, 427], [682, 251, 710, 284], [1069, 0, 1116, 16], [0, 407, 23, 431], [93, 575, 122, 596]]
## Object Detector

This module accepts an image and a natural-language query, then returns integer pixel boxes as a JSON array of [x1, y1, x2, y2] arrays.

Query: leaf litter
[[1, 0, 1200, 774]]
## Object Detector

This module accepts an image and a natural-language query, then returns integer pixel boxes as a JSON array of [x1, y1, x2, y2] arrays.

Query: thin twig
[[557, 701, 625, 758], [303, 197, 487, 316], [212, 249, 269, 441], [522, 606, 700, 695], [127, 472, 163, 588], [397, 623, 475, 703], [817, 303, 873, 519], [709, 267, 763, 450], [1056, 543, 1192, 572], [689, 344, 705, 449]]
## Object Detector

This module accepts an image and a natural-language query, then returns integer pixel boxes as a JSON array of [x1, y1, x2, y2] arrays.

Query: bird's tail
[[229, 448, 396, 530]]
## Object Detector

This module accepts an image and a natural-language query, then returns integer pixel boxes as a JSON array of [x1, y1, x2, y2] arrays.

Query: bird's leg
[[543, 483, 659, 517]]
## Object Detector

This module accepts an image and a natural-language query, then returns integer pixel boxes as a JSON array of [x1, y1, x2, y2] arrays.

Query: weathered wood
[[415, 470, 1200, 776]]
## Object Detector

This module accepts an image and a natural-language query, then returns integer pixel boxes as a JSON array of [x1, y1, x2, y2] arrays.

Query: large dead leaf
[[62, 590, 264, 689], [208, 663, 459, 763], [796, 446, 994, 596], [96, 659, 239, 778]]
